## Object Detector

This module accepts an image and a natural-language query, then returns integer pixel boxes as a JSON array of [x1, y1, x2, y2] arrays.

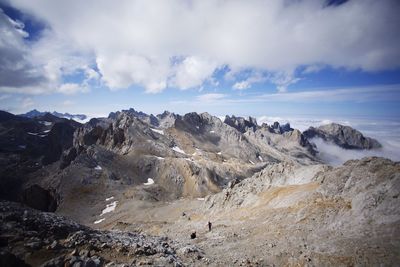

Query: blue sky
[[0, 0, 399, 119]]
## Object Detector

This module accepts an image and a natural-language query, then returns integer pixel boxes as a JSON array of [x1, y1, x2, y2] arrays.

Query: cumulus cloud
[[171, 56, 218, 90], [0, 8, 99, 95], [2, 0, 400, 94], [0, 9, 49, 93]]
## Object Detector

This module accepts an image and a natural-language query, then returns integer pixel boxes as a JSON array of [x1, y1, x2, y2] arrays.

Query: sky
[[0, 0, 400, 120]]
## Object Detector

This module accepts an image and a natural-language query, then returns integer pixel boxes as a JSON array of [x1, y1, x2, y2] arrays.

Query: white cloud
[[97, 53, 168, 93], [21, 97, 34, 108], [233, 81, 250, 90], [171, 56, 218, 90], [197, 93, 227, 102], [311, 137, 400, 166], [175, 84, 400, 109], [3, 0, 400, 94], [233, 71, 267, 90], [268, 71, 301, 93], [0, 9, 50, 93], [57, 83, 88, 95], [255, 84, 400, 102]]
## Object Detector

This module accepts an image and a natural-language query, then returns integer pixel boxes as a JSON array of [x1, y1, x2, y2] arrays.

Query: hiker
[[208, 221, 212, 231], [190, 232, 196, 239]]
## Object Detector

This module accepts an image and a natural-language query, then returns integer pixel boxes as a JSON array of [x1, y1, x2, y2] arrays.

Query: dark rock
[[190, 232, 196, 239], [42, 122, 76, 165], [0, 250, 31, 267], [60, 147, 77, 169], [0, 201, 185, 267], [265, 121, 293, 134], [22, 185, 58, 212]]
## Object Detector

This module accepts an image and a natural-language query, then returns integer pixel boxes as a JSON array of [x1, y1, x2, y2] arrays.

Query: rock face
[[224, 115, 258, 133], [266, 121, 293, 134], [303, 123, 381, 149], [0, 111, 80, 202], [0, 201, 190, 266]]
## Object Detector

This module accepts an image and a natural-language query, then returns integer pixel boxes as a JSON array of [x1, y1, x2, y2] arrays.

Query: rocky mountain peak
[[303, 123, 382, 149], [224, 115, 258, 133]]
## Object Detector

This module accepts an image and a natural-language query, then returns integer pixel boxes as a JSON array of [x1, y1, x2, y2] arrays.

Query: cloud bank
[[310, 137, 400, 166], [1, 0, 400, 94]]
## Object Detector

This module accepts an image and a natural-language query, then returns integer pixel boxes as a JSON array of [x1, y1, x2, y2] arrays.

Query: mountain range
[[20, 109, 88, 122], [0, 108, 398, 266]]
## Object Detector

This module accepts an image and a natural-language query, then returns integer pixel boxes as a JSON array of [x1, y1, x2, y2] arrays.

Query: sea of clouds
[[257, 115, 400, 166]]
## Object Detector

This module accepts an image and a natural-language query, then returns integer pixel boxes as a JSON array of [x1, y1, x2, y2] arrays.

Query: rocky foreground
[[0, 201, 206, 266]]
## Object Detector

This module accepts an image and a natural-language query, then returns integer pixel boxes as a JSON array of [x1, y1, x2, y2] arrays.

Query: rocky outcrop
[[264, 121, 293, 134], [0, 201, 191, 266], [157, 111, 180, 128], [303, 123, 381, 149], [109, 108, 159, 126], [59, 147, 78, 169], [224, 115, 258, 133]]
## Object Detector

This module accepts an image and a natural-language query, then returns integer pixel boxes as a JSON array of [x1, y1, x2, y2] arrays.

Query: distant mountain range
[[20, 109, 87, 122]]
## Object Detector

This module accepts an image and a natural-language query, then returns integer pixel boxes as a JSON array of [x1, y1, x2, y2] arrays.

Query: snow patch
[[94, 218, 105, 224], [28, 132, 47, 138], [105, 196, 114, 201], [172, 146, 186, 154], [209, 130, 215, 133], [249, 160, 255, 165], [144, 178, 155, 185], [155, 156, 164, 160], [151, 128, 164, 135], [217, 152, 222, 155], [258, 156, 263, 161], [94, 165, 102, 170], [197, 198, 205, 201], [39, 121, 52, 126], [100, 201, 118, 216]]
